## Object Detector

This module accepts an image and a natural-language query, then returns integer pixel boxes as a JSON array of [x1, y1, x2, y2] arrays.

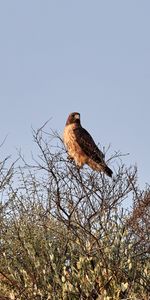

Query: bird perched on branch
[[63, 112, 113, 177]]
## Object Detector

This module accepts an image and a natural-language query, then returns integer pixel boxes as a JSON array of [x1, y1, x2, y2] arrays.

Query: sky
[[0, 1, 150, 190]]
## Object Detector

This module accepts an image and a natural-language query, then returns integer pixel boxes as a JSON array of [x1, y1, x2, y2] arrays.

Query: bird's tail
[[103, 164, 113, 177]]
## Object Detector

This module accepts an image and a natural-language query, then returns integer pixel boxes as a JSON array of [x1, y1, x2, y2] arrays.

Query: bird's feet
[[67, 155, 74, 161]]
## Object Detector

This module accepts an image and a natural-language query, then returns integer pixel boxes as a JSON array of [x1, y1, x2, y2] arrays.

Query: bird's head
[[66, 112, 81, 125]]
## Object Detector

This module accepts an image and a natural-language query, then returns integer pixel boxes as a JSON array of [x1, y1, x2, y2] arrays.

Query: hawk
[[63, 112, 113, 177]]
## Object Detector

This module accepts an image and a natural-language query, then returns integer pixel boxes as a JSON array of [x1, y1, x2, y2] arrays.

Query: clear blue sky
[[0, 1, 150, 188]]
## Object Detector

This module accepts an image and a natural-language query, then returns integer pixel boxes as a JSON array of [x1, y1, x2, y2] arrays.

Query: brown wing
[[74, 127, 105, 164]]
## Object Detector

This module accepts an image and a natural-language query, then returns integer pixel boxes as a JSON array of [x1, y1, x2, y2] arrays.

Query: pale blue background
[[0, 1, 150, 189]]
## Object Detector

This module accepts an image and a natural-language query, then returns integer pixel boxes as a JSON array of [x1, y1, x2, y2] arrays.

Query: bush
[[0, 128, 149, 300]]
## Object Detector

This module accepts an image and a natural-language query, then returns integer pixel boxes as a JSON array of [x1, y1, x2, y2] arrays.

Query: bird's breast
[[63, 124, 76, 147], [63, 124, 87, 163]]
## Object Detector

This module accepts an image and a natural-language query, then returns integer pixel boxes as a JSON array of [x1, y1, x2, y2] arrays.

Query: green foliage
[[0, 129, 149, 299]]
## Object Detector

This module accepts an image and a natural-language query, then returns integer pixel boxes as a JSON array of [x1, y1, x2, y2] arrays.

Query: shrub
[[0, 128, 149, 299]]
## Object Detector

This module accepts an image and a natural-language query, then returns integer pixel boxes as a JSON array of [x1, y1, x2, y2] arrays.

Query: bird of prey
[[63, 112, 113, 177]]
